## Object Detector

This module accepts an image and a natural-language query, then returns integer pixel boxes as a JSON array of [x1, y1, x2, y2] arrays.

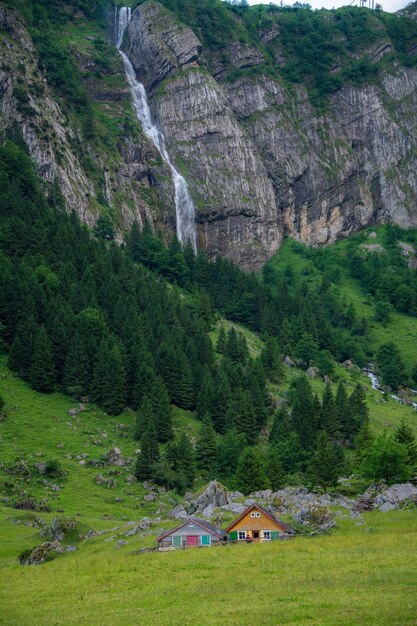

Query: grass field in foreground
[[1, 511, 416, 626]]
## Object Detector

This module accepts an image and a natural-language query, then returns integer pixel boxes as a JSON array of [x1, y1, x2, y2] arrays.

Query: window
[[238, 531, 246, 540], [263, 531, 271, 540], [250, 512, 256, 518], [255, 512, 260, 518]]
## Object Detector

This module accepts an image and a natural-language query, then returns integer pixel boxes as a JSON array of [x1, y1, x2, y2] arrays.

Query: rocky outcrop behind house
[[122, 1, 417, 268]]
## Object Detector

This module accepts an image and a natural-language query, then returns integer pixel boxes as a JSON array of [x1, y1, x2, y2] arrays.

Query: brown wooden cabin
[[226, 503, 295, 543], [156, 518, 226, 549]]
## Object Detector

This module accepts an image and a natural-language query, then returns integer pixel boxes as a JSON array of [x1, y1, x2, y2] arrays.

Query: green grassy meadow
[[1, 353, 417, 625], [1, 511, 416, 626]]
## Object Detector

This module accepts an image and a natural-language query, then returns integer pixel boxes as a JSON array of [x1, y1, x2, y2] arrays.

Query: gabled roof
[[225, 503, 295, 534], [156, 517, 226, 542]]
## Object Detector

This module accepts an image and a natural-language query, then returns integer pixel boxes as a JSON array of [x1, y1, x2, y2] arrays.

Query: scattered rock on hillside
[[170, 504, 188, 520], [306, 366, 319, 379], [14, 498, 51, 513], [95, 474, 107, 485], [40, 516, 87, 544], [144, 493, 156, 502], [19, 541, 64, 565], [284, 356, 295, 367], [372, 483, 417, 510], [190, 481, 231, 514], [104, 447, 126, 467], [116, 540, 128, 549], [295, 506, 336, 532]]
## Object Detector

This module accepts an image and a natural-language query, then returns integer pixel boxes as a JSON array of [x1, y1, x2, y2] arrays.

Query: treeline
[[127, 221, 371, 368], [137, 374, 417, 494]]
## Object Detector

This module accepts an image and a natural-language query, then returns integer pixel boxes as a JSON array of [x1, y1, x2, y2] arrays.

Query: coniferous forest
[[1, 139, 416, 495]]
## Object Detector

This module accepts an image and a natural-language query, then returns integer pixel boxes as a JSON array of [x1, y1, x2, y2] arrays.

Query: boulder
[[105, 447, 126, 467], [95, 474, 107, 485], [373, 483, 417, 509], [284, 356, 295, 367], [144, 493, 156, 502], [20, 541, 63, 565], [116, 540, 128, 549], [190, 481, 231, 513], [201, 503, 215, 518], [306, 366, 319, 379], [169, 504, 188, 519]]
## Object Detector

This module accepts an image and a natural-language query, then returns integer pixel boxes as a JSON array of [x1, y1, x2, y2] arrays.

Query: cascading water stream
[[115, 6, 197, 251]]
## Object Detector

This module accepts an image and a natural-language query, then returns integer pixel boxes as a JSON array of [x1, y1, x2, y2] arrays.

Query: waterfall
[[115, 6, 197, 251]]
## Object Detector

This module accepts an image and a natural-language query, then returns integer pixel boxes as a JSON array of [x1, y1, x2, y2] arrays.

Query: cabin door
[[187, 535, 199, 547], [253, 531, 260, 540]]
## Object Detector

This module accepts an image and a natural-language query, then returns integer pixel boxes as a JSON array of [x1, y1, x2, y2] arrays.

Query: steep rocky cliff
[[2, 0, 417, 268], [0, 3, 176, 234], [121, 0, 417, 268]]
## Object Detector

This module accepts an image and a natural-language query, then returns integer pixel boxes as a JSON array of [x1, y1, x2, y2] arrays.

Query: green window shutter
[[201, 535, 211, 546], [271, 531, 279, 540], [172, 535, 182, 546], [229, 531, 238, 541]]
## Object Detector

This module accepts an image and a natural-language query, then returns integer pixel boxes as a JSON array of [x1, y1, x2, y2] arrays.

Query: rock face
[[0, 6, 175, 236], [122, 1, 417, 268], [3, 2, 417, 269]]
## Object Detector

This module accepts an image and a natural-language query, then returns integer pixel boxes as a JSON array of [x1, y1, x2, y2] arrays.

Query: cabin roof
[[156, 517, 226, 542], [225, 503, 295, 534]]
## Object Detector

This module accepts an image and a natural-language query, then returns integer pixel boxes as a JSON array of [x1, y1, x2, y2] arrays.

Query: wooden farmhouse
[[156, 518, 226, 549], [226, 504, 294, 542]]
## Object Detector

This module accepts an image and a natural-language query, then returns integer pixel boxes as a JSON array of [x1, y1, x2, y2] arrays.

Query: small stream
[[364, 370, 417, 410]]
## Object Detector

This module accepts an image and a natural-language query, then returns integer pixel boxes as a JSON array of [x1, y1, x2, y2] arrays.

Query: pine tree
[[394, 420, 417, 470], [291, 376, 317, 450], [216, 326, 226, 354], [134, 421, 160, 481], [235, 448, 269, 495], [268, 448, 286, 491], [309, 431, 344, 488], [321, 383, 341, 438], [376, 342, 408, 390], [216, 430, 247, 482], [92, 338, 126, 415], [349, 383, 369, 434], [30, 326, 56, 393], [196, 414, 218, 478], [261, 337, 284, 383], [151, 377, 173, 443], [335, 381, 354, 440], [63, 331, 89, 397], [354, 421, 374, 466], [0, 391, 5, 418], [8, 315, 36, 380], [269, 407, 293, 445]]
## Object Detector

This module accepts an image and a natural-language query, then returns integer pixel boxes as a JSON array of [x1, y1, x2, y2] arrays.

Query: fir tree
[[0, 391, 5, 417], [394, 420, 417, 470], [349, 383, 369, 434], [196, 414, 218, 478], [261, 337, 284, 383], [309, 431, 344, 488], [291, 376, 317, 450], [134, 421, 160, 481], [216, 326, 226, 354], [376, 342, 408, 390], [321, 383, 341, 438], [63, 331, 89, 397], [235, 447, 269, 495], [92, 338, 126, 415], [8, 315, 36, 380], [268, 448, 286, 490], [216, 430, 246, 482], [335, 381, 354, 440], [30, 326, 56, 393]]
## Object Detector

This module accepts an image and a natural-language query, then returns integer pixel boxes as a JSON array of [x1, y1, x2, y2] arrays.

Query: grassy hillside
[[264, 227, 417, 371], [1, 509, 416, 625]]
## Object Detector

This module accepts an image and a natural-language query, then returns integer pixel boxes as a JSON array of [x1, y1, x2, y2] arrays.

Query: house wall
[[228, 509, 287, 533]]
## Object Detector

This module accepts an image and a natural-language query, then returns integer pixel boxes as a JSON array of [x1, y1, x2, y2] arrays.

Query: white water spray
[[115, 6, 197, 251]]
